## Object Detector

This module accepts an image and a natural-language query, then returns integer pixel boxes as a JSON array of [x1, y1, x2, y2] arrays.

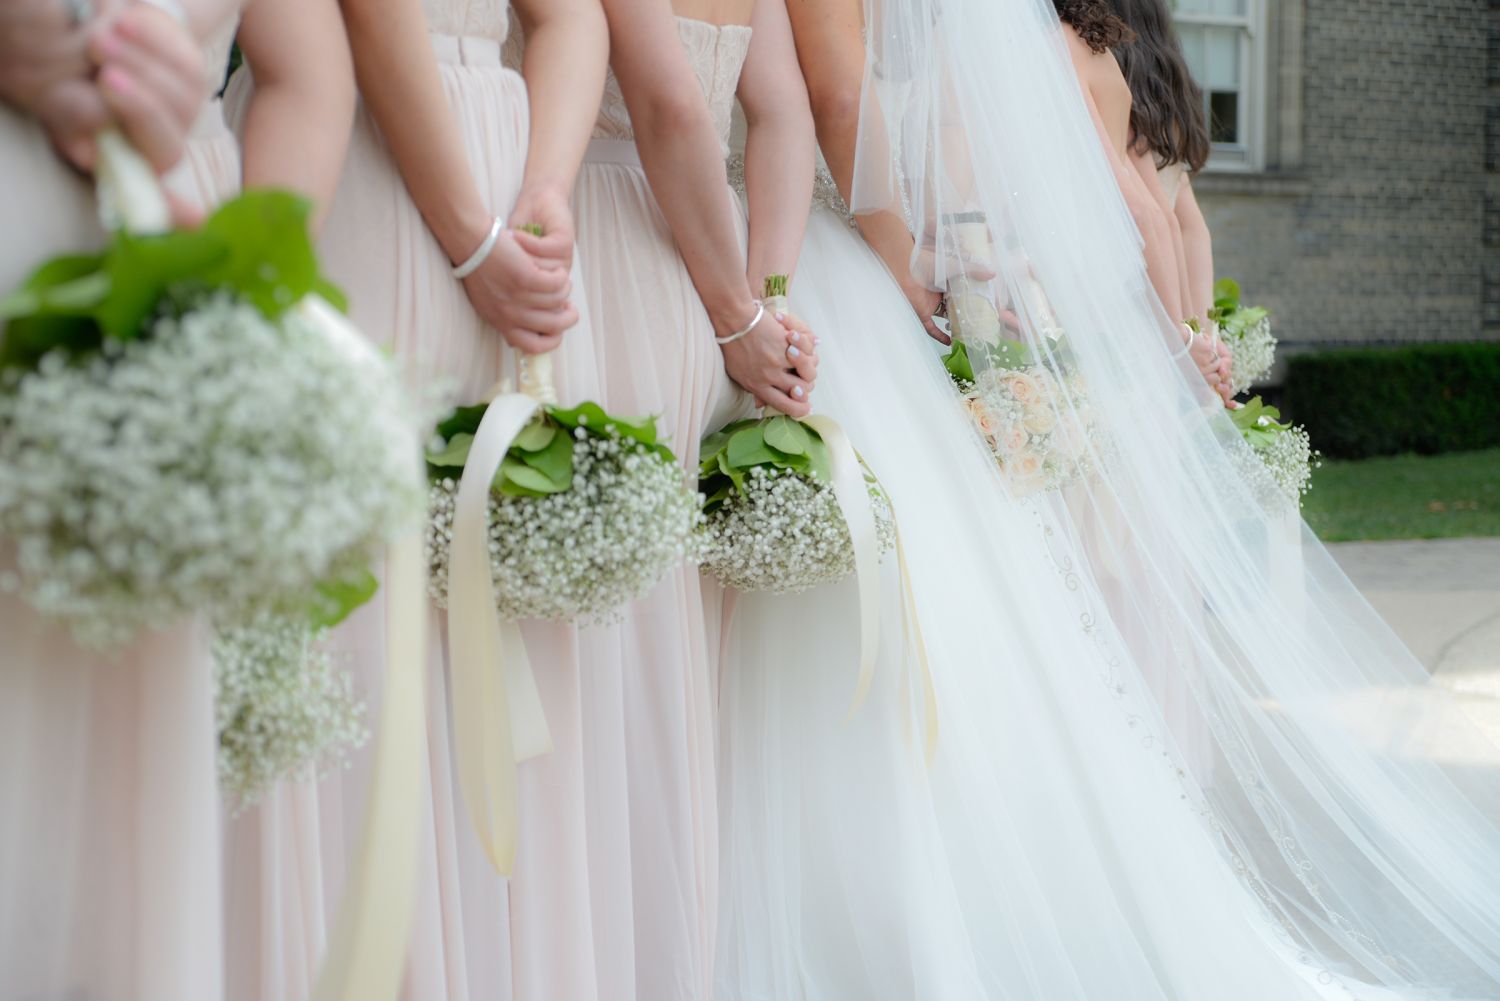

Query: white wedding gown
[[717, 141, 1500, 1001]]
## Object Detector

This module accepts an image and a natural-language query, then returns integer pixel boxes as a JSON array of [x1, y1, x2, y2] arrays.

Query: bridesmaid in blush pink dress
[[169, 3, 357, 997], [307, 0, 616, 996], [516, 0, 817, 994], [0, 2, 236, 998]]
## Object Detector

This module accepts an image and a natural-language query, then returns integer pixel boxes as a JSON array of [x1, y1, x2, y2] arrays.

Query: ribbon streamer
[[447, 390, 555, 875], [311, 528, 429, 1001], [802, 414, 882, 716]]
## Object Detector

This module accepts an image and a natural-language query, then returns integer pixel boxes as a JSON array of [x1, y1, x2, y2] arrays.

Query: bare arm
[[1130, 146, 1192, 323], [737, 0, 814, 294], [235, 0, 354, 231], [1176, 175, 1214, 322], [341, 0, 574, 350], [602, 0, 814, 414], [509, 0, 608, 252], [789, 0, 947, 341]]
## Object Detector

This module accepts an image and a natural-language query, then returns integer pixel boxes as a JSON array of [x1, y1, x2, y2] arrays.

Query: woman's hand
[[508, 182, 577, 272], [904, 279, 948, 345], [718, 303, 818, 418], [84, 4, 204, 171], [457, 222, 577, 355]]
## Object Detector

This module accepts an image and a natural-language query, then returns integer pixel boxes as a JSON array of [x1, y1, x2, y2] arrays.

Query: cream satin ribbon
[[893, 521, 940, 765], [446, 381, 555, 876], [311, 528, 428, 1001], [805, 414, 939, 758], [801, 414, 882, 715]]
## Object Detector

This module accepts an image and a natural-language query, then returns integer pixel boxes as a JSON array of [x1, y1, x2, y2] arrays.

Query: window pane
[[1208, 89, 1240, 143], [1176, 22, 1243, 145], [1172, 0, 1247, 17]]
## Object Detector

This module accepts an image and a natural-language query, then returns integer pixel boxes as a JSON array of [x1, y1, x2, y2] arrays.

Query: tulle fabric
[[838, 0, 1500, 994], [0, 107, 225, 1001]]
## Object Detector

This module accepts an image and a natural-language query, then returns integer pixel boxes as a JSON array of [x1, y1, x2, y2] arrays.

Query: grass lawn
[[1302, 448, 1500, 542]]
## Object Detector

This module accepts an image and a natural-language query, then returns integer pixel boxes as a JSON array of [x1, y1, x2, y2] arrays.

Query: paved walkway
[[1329, 537, 1500, 754]]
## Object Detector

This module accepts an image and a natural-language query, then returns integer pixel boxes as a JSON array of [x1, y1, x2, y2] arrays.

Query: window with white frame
[[1172, 0, 1264, 170]]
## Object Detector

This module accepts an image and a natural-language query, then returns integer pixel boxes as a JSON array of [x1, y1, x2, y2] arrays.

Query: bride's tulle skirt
[[713, 205, 1432, 1001]]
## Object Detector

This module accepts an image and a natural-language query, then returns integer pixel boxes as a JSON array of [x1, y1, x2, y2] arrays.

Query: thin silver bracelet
[[451, 216, 504, 279], [715, 300, 765, 345]]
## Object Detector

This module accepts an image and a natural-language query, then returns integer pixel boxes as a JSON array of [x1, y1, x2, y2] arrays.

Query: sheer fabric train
[[714, 0, 1500, 996]]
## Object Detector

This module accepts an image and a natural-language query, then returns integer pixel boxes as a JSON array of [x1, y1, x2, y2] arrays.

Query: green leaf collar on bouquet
[[426, 397, 676, 498], [1209, 277, 1270, 341], [1230, 395, 1292, 449], [698, 414, 836, 514], [0, 190, 345, 371]]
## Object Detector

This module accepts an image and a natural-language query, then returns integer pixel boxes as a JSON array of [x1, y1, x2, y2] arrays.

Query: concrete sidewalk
[[1329, 537, 1500, 750]]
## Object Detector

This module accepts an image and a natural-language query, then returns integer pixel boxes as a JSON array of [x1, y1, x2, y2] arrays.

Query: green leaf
[[496, 457, 564, 497], [198, 190, 321, 319], [727, 425, 778, 468], [516, 427, 574, 489], [308, 569, 380, 629], [1213, 277, 1242, 308], [805, 437, 834, 482], [512, 418, 558, 452], [0, 254, 108, 319], [763, 415, 811, 456], [435, 403, 490, 441], [95, 228, 229, 338], [942, 341, 975, 383], [426, 432, 475, 468]]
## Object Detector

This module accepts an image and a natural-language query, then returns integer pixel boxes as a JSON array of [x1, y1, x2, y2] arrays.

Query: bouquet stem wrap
[[445, 359, 558, 875]]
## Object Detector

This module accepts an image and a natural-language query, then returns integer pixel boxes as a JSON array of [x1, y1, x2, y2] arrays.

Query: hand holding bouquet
[[1209, 278, 1274, 395], [698, 276, 895, 593]]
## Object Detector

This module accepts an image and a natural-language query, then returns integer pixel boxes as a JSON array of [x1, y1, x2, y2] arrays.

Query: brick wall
[[1195, 0, 1494, 352]]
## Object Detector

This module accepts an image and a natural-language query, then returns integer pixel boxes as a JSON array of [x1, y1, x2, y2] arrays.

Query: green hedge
[[1282, 342, 1500, 459]]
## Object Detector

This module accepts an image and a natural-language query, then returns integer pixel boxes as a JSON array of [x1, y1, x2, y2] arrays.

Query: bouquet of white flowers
[[698, 276, 896, 593], [424, 362, 699, 624], [0, 134, 422, 802], [1209, 278, 1274, 396], [1230, 396, 1318, 504], [697, 414, 896, 592]]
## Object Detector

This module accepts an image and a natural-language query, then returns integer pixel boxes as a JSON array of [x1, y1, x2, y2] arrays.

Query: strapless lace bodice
[[422, 0, 509, 40], [594, 17, 751, 154]]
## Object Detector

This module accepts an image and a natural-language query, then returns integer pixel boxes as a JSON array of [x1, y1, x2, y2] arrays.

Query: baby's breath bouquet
[[1230, 396, 1318, 504], [0, 135, 421, 802], [424, 385, 700, 623], [697, 414, 895, 593], [942, 336, 1102, 496], [697, 276, 895, 593], [1209, 278, 1274, 395]]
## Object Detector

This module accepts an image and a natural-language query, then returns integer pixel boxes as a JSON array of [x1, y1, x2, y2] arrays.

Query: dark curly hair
[[1052, 0, 1136, 54], [1106, 0, 1211, 171]]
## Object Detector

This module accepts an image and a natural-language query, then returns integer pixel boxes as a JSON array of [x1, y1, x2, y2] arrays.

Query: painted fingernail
[[790, 331, 800, 343], [101, 66, 133, 95], [788, 345, 801, 358], [792, 386, 805, 398], [775, 311, 786, 323]]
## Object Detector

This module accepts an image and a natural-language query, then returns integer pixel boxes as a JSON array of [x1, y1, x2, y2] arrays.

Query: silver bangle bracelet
[[716, 300, 765, 346], [451, 216, 504, 279]]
